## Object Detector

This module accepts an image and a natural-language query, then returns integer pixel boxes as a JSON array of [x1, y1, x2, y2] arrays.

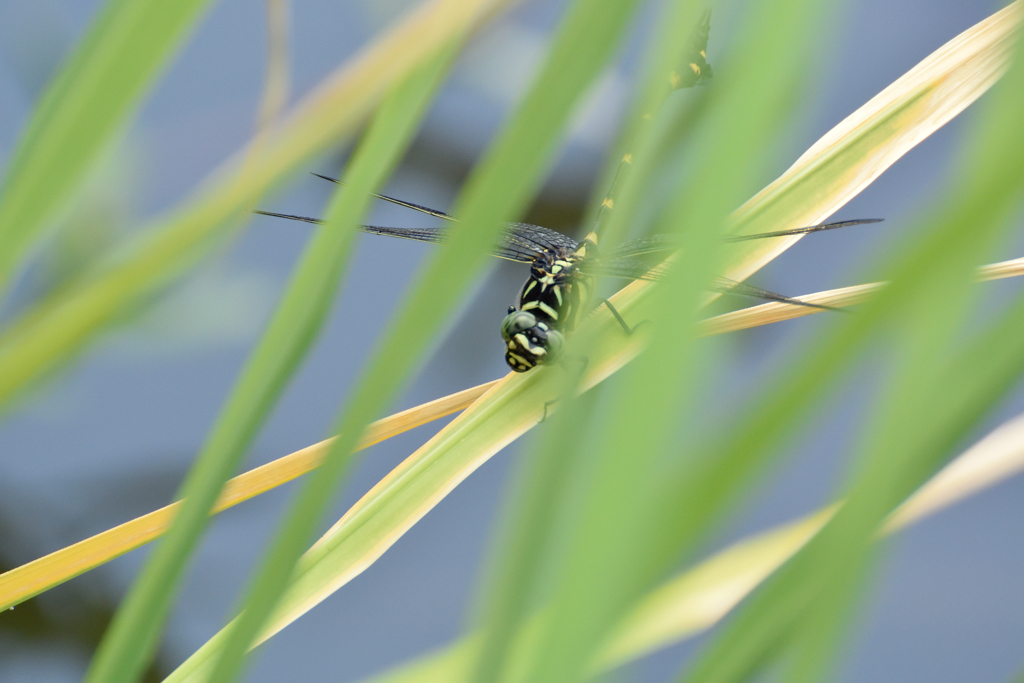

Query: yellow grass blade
[[884, 408, 1024, 531], [0, 381, 495, 610], [597, 508, 836, 668], [698, 254, 1024, 335]]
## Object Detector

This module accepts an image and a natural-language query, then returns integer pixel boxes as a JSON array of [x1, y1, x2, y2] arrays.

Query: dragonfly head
[[501, 310, 566, 372]]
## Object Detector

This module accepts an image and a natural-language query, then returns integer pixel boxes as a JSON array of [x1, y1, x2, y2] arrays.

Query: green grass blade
[[165, 0, 645, 679], [508, 0, 840, 679], [464, 5, 710, 681], [0, 0, 512, 412], [787, 192, 1023, 677], [0, 0, 214, 294], [466, 386, 603, 683], [83, 36, 461, 683], [9, 247, 1024, 612]]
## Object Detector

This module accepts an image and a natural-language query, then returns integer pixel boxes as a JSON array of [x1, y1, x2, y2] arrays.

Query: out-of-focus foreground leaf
[[0, 0, 214, 293]]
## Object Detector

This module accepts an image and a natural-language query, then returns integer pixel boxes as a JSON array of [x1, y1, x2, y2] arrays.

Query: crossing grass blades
[[256, 180, 881, 372]]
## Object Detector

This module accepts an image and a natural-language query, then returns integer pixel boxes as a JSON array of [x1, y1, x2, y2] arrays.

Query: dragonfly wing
[[604, 234, 682, 259], [581, 257, 836, 311], [311, 173, 456, 222], [255, 211, 553, 264], [724, 218, 883, 242], [710, 276, 838, 311], [504, 222, 579, 253], [255, 210, 450, 245], [579, 257, 667, 281], [605, 219, 883, 259]]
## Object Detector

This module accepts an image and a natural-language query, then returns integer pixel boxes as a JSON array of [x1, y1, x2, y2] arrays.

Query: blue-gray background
[[0, 0, 1021, 681]]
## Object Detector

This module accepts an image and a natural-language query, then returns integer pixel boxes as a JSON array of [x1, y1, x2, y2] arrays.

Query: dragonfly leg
[[541, 399, 557, 423], [601, 299, 648, 335]]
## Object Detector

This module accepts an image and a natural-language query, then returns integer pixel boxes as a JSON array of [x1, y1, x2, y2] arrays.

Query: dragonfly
[[256, 174, 881, 372]]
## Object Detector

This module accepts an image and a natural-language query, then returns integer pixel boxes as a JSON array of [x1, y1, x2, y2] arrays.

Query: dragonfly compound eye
[[540, 329, 565, 364], [501, 310, 538, 342]]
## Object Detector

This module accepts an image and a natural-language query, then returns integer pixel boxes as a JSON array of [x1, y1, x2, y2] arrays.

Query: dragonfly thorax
[[519, 248, 590, 329]]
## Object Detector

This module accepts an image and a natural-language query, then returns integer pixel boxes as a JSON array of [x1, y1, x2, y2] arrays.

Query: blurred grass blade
[[168, 1, 646, 680], [86, 42, 463, 682], [623, 0, 1024, 624], [582, 0, 1022, 382], [600, 508, 836, 669], [0, 0, 214, 294], [158, 7, 1020, 677], [363, 400, 1024, 682], [779, 67, 1024, 683], [514, 0, 844, 676], [255, 0, 291, 132], [0, 381, 495, 612], [683, 281, 1024, 682], [884, 408, 1024, 529], [0, 0, 514, 411], [465, 5, 711, 681]]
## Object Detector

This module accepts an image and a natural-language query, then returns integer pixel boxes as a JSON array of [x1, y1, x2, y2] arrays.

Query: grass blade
[[464, 5, 712, 681], [2, 246, 1020, 611], [21, 243, 1024, 611], [722, 0, 1021, 280], [0, 0, 214, 293], [510, 0, 843, 678]]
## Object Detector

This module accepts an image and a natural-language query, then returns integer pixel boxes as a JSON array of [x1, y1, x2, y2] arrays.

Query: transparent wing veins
[[606, 218, 883, 259], [253, 211, 571, 264]]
